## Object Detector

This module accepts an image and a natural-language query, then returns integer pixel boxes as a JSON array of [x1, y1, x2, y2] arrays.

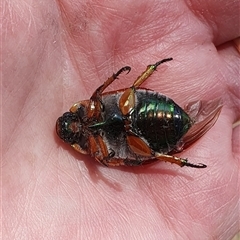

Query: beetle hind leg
[[154, 153, 207, 168]]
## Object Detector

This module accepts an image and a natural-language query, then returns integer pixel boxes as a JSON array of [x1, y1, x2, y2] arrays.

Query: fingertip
[[232, 120, 240, 162]]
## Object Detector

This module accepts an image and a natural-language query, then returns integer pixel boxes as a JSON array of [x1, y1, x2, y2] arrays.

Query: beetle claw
[[153, 58, 173, 70], [115, 66, 131, 78], [183, 161, 207, 168]]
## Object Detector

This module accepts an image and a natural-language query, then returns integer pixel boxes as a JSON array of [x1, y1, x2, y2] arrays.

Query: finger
[[187, 0, 240, 45], [216, 41, 240, 161], [233, 37, 240, 53], [233, 121, 240, 160], [217, 44, 240, 120]]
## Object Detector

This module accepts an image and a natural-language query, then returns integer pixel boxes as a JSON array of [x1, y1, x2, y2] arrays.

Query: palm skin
[[3, 0, 240, 239]]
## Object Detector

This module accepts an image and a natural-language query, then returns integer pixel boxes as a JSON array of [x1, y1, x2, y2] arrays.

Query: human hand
[[3, 0, 239, 239]]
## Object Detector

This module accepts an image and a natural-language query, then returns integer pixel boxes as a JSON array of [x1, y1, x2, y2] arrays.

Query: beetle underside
[[56, 58, 222, 169]]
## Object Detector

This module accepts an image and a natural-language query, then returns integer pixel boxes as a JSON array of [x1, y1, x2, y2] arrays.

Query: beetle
[[56, 58, 222, 168]]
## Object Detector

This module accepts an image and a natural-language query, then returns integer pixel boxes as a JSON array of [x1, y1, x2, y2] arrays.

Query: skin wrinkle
[[94, 191, 132, 224], [63, 1, 176, 57], [217, 205, 239, 238], [107, 184, 160, 231], [4, 24, 57, 153], [144, 184, 173, 231], [186, 0, 240, 45], [225, 203, 240, 234], [3, 0, 240, 239]]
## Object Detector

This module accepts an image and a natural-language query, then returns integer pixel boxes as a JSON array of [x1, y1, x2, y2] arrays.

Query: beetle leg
[[88, 135, 99, 157], [126, 135, 154, 157], [99, 148, 116, 166], [87, 135, 116, 166], [119, 58, 173, 115], [88, 66, 131, 119], [124, 131, 206, 168], [71, 143, 88, 155], [154, 152, 207, 168], [70, 100, 89, 113], [121, 158, 161, 166], [101, 157, 149, 167], [89, 134, 153, 167], [119, 87, 136, 115], [91, 66, 131, 99], [132, 58, 173, 88], [98, 157, 158, 167], [101, 158, 126, 167]]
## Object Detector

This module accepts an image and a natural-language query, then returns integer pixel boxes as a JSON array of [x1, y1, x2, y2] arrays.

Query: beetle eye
[[56, 112, 81, 144]]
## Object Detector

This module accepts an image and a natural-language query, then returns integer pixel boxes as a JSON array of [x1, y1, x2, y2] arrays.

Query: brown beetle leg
[[102, 157, 148, 167], [119, 58, 173, 115], [154, 153, 207, 168], [90, 66, 131, 103], [101, 158, 126, 167], [132, 58, 173, 88], [108, 136, 206, 167], [93, 66, 131, 98], [70, 100, 89, 113], [88, 135, 99, 156], [100, 158, 157, 167], [88, 66, 131, 119], [126, 135, 153, 157], [119, 87, 136, 115], [71, 143, 88, 155], [124, 134, 206, 168], [87, 135, 116, 166]]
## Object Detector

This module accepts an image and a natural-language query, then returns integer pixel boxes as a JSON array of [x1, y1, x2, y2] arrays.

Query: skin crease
[[2, 0, 240, 239]]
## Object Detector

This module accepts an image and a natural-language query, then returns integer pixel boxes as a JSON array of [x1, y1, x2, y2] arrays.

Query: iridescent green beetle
[[56, 58, 222, 168]]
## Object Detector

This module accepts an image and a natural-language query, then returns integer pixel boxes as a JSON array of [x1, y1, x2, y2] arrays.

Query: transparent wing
[[172, 98, 223, 153]]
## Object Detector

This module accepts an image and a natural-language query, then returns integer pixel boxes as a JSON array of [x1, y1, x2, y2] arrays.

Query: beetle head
[[56, 112, 82, 144]]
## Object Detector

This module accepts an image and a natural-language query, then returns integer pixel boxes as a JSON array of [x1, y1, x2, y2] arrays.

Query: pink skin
[[2, 0, 240, 239]]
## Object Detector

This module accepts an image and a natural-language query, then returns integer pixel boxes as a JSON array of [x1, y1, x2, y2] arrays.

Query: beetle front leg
[[87, 135, 119, 167], [154, 152, 207, 168], [69, 100, 89, 113]]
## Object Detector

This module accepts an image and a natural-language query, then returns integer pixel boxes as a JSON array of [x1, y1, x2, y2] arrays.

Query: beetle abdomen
[[132, 90, 192, 153]]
